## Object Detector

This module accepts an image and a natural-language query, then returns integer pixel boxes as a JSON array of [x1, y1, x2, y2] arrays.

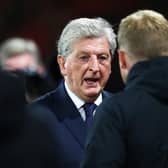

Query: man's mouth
[[84, 77, 99, 85]]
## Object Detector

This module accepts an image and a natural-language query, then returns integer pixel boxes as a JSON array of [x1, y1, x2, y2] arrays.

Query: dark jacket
[[33, 81, 111, 168], [82, 57, 168, 168], [0, 70, 58, 167]]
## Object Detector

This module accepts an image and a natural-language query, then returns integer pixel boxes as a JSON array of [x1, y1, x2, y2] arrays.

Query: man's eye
[[79, 56, 89, 61], [98, 55, 108, 60]]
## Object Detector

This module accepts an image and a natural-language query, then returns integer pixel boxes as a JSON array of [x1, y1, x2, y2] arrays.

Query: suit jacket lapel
[[54, 82, 87, 148], [53, 83, 112, 148]]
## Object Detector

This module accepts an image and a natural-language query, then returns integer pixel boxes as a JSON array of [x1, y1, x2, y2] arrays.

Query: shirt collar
[[64, 81, 102, 109]]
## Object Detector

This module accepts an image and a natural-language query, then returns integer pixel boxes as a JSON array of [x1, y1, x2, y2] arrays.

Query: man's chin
[[85, 89, 100, 98]]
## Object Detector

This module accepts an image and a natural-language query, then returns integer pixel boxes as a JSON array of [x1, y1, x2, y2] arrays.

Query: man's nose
[[89, 56, 99, 71]]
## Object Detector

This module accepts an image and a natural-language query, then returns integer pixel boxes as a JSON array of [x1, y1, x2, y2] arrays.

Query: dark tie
[[83, 103, 97, 126]]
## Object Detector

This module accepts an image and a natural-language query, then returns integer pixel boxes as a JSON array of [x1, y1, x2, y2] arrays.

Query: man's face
[[3, 53, 37, 71], [58, 37, 112, 102]]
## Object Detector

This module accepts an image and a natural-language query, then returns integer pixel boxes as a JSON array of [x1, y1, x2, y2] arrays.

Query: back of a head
[[57, 17, 116, 57], [118, 10, 168, 61]]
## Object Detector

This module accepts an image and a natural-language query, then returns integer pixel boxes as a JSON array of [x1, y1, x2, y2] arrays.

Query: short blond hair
[[118, 10, 168, 60]]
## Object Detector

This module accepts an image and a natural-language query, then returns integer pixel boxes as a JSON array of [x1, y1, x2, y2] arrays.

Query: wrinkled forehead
[[71, 36, 111, 52]]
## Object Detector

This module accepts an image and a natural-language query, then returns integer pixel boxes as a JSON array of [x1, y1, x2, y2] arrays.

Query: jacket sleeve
[[81, 97, 127, 168]]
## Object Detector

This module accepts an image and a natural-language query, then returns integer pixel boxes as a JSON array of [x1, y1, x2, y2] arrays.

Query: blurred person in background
[[82, 10, 168, 168], [0, 37, 55, 102], [32, 17, 117, 168], [0, 69, 60, 167]]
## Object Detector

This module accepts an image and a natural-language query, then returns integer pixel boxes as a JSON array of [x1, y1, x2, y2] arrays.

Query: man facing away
[[32, 17, 116, 167], [82, 10, 168, 168]]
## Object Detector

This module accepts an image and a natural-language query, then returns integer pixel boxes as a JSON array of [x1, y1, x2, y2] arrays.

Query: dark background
[[0, 0, 167, 92]]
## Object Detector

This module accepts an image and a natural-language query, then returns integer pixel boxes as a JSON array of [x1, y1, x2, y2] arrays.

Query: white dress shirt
[[64, 81, 102, 121]]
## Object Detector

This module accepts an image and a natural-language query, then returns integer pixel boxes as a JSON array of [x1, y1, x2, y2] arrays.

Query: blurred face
[[3, 53, 37, 71], [58, 37, 112, 102]]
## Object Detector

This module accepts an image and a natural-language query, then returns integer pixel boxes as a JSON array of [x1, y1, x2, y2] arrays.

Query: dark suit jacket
[[33, 81, 111, 168]]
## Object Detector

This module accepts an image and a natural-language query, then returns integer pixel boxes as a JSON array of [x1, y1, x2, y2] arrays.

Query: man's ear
[[118, 49, 129, 83], [118, 50, 128, 69], [57, 55, 67, 76]]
